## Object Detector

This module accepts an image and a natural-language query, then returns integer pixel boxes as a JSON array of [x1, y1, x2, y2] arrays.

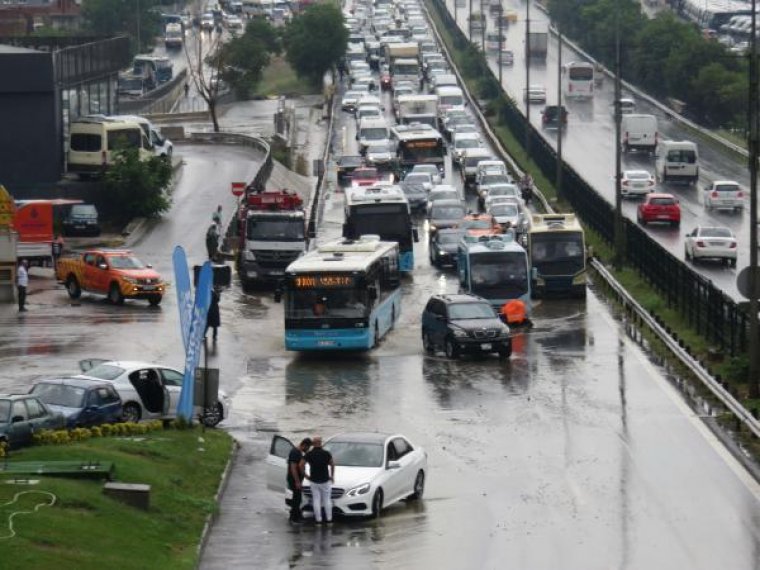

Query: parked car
[[637, 193, 681, 227], [429, 228, 463, 267], [620, 170, 655, 198], [0, 394, 65, 449], [266, 432, 427, 518], [74, 360, 231, 427], [63, 204, 101, 236], [29, 378, 122, 428], [684, 226, 737, 266], [421, 293, 511, 359], [704, 180, 744, 211]]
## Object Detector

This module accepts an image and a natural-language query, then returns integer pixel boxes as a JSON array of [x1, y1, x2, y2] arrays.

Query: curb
[[195, 437, 240, 569]]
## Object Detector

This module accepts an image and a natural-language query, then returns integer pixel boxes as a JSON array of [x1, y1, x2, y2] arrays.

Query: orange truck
[[14, 199, 81, 266], [55, 249, 166, 306]]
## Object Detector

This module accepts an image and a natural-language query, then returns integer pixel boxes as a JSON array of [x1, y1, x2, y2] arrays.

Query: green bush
[[32, 420, 164, 447], [104, 148, 173, 224]]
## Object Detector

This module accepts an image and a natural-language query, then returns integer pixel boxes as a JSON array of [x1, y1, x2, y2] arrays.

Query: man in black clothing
[[287, 438, 312, 523], [301, 436, 335, 524]]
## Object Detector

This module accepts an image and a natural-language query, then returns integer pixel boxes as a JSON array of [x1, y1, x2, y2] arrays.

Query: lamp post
[[748, 0, 759, 398], [136, 0, 141, 52], [525, 0, 531, 157], [498, 2, 503, 86], [613, 0, 624, 270], [556, 23, 563, 198], [469, 0, 473, 41]]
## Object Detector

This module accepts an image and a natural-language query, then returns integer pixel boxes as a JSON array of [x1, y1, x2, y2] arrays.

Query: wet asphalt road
[[1, 74, 759, 570], [440, 0, 751, 300]]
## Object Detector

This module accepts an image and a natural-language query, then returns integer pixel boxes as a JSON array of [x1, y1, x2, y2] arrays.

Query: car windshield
[[324, 441, 384, 467], [484, 177, 512, 189], [405, 174, 430, 184], [247, 218, 305, 241], [71, 205, 96, 216], [31, 384, 86, 408], [650, 198, 676, 206], [360, 127, 387, 140], [626, 171, 650, 180], [456, 139, 479, 149], [108, 255, 144, 269], [432, 206, 465, 219], [448, 302, 495, 319], [462, 218, 492, 229], [0, 400, 9, 422], [700, 228, 733, 238], [714, 184, 740, 193], [413, 166, 437, 175], [436, 232, 462, 244], [430, 192, 458, 202], [490, 204, 518, 216], [367, 144, 391, 153], [84, 364, 125, 381]]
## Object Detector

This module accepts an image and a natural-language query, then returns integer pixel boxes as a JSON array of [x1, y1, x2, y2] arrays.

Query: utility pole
[[498, 2, 503, 86], [613, 0, 624, 270], [525, 0, 531, 157], [469, 0, 473, 41], [748, 0, 759, 398], [136, 0, 141, 52], [480, 0, 485, 53], [556, 24, 563, 199]]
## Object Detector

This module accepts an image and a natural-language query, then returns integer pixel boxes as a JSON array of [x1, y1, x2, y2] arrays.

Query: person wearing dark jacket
[[206, 288, 221, 341]]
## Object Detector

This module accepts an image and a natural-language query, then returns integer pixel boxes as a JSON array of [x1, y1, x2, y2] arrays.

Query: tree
[[284, 4, 348, 86], [105, 149, 172, 224], [220, 18, 280, 98], [184, 29, 227, 132], [81, 0, 161, 53]]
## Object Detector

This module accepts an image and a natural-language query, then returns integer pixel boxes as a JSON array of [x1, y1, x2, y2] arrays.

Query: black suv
[[541, 105, 568, 128], [421, 294, 511, 359]]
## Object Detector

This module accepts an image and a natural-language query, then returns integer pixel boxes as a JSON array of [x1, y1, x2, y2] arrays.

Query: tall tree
[[221, 18, 281, 98], [284, 3, 348, 86], [81, 0, 161, 52]]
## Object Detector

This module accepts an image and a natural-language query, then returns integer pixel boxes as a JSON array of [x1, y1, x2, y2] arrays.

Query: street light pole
[[748, 0, 759, 398], [498, 2, 503, 86], [137, 0, 141, 52], [525, 0, 531, 157], [469, 0, 473, 41], [613, 0, 624, 270], [480, 0, 485, 53], [556, 24, 563, 199]]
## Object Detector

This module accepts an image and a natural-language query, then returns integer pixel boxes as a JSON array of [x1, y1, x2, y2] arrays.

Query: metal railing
[[305, 90, 336, 241]]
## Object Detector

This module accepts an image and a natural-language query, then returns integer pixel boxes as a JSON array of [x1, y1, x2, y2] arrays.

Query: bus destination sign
[[294, 274, 354, 289]]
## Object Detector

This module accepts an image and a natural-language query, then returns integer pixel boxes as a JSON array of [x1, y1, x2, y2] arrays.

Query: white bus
[[562, 61, 595, 99]]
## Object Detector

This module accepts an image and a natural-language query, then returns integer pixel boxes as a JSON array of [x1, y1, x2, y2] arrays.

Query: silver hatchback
[[704, 180, 744, 211]]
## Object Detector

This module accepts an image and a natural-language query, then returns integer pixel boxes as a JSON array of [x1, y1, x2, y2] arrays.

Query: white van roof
[[435, 86, 464, 96]]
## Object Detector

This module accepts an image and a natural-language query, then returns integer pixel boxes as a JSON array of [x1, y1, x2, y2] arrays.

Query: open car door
[[266, 435, 295, 493]]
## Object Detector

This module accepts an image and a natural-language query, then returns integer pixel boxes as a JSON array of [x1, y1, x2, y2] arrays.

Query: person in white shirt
[[17, 259, 28, 312]]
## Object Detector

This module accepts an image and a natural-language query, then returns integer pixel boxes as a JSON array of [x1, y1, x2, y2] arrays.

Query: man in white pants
[[301, 436, 335, 524]]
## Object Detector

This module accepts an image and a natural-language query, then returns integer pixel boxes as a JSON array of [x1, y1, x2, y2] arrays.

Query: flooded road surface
[[1, 130, 759, 569]]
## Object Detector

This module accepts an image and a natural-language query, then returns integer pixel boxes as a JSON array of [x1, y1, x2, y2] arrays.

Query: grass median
[[0, 427, 234, 570]]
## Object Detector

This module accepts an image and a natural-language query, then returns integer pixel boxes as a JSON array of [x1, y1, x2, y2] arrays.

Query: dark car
[[401, 182, 428, 212], [0, 394, 65, 450], [421, 294, 512, 359], [29, 378, 123, 428], [429, 228, 463, 267], [541, 105, 568, 128], [63, 204, 101, 236], [336, 155, 365, 184], [428, 199, 466, 234]]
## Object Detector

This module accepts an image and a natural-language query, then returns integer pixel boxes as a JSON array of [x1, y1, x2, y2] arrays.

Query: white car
[[75, 360, 230, 426], [452, 132, 483, 164], [266, 432, 427, 518], [524, 85, 546, 104], [341, 90, 365, 112], [704, 180, 744, 211], [620, 169, 655, 197], [409, 164, 443, 185], [482, 183, 523, 210], [403, 171, 434, 192], [684, 226, 737, 267]]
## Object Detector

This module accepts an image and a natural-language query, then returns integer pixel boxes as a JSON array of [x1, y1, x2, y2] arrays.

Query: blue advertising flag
[[176, 261, 213, 421], [172, 246, 193, 351]]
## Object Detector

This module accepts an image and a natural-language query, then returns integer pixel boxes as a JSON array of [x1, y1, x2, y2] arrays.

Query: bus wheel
[[373, 323, 380, 348], [390, 306, 396, 329]]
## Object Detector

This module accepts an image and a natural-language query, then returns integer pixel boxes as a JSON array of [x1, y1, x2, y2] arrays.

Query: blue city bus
[[280, 236, 402, 351], [527, 214, 587, 298], [457, 233, 531, 315], [343, 185, 418, 273]]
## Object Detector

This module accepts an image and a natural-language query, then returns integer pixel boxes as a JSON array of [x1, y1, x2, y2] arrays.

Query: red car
[[637, 193, 681, 227], [380, 71, 392, 91]]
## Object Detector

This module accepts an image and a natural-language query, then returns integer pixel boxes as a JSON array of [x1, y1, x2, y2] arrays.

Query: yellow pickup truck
[[56, 249, 166, 306]]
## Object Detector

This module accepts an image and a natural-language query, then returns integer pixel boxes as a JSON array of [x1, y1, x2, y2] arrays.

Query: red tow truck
[[236, 188, 307, 288]]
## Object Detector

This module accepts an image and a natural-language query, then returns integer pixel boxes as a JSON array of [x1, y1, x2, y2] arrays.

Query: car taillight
[[711, 191, 719, 198], [730, 242, 737, 248], [737, 191, 744, 198], [696, 240, 706, 248]]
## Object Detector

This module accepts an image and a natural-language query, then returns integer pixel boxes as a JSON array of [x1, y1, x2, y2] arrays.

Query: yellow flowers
[[32, 420, 165, 447]]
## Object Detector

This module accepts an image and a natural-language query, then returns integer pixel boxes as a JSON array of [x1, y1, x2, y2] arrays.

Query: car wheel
[[148, 295, 162, 307], [731, 259, 737, 268], [445, 337, 460, 360], [685, 246, 691, 261], [109, 283, 124, 305], [66, 276, 82, 299], [122, 402, 141, 423], [201, 402, 223, 427], [371, 489, 384, 518], [497, 343, 512, 359], [408, 470, 425, 501], [373, 323, 380, 348], [637, 213, 645, 225], [422, 331, 435, 355]]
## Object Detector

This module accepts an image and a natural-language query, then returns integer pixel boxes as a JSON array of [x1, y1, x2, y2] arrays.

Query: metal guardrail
[[592, 258, 760, 439], [305, 90, 337, 241], [120, 69, 189, 115]]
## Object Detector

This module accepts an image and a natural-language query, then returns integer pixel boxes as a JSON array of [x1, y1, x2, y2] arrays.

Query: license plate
[[480, 343, 492, 350], [269, 270, 284, 276], [142, 285, 156, 291], [658, 215, 671, 219], [75, 225, 86, 229], [318, 340, 336, 347]]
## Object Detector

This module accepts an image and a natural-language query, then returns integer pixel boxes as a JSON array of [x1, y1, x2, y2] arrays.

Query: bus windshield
[[530, 232, 584, 275], [568, 66, 593, 81], [287, 287, 368, 319], [247, 218, 305, 241], [470, 252, 529, 296], [399, 141, 444, 162], [395, 63, 419, 76]]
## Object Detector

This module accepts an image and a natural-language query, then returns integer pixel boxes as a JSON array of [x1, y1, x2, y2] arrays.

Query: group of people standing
[[287, 437, 336, 524]]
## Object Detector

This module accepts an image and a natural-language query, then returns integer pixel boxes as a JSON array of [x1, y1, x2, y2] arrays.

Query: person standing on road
[[212, 204, 223, 228], [16, 259, 28, 312], [205, 288, 221, 342], [51, 235, 64, 269], [206, 223, 219, 261], [301, 436, 335, 525], [287, 438, 312, 523]]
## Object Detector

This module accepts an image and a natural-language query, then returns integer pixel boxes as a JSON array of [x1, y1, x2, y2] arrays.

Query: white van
[[435, 86, 466, 123], [621, 114, 658, 154], [67, 118, 153, 178], [88, 114, 173, 159], [655, 140, 699, 185], [357, 117, 391, 152]]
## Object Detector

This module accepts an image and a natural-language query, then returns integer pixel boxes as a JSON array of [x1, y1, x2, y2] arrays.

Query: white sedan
[[621, 169, 655, 197], [684, 226, 737, 267], [409, 163, 443, 185], [266, 432, 427, 518], [75, 360, 230, 426]]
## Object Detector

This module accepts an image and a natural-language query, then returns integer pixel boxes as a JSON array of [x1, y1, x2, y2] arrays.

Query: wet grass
[[0, 428, 234, 570], [254, 56, 318, 98]]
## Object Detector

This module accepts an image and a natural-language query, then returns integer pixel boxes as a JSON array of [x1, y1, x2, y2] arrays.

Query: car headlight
[[429, 224, 437, 232], [244, 250, 256, 261], [346, 482, 371, 497], [452, 328, 468, 338]]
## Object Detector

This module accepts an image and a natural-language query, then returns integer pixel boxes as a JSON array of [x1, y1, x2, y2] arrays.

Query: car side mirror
[[387, 460, 401, 470], [12, 415, 24, 423], [146, 263, 153, 269], [98, 263, 108, 270]]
